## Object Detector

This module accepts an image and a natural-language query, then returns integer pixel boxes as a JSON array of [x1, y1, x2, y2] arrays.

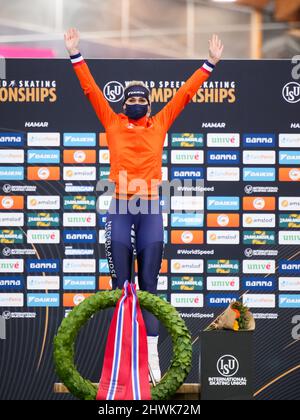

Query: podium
[[199, 330, 254, 400]]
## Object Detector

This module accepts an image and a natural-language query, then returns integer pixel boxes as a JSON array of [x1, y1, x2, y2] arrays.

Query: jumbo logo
[[279, 214, 300, 228]]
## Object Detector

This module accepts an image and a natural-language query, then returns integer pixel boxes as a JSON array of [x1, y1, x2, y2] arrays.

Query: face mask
[[124, 104, 148, 120]]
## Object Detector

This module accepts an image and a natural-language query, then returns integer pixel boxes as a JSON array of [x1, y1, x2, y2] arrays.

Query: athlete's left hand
[[208, 34, 224, 66]]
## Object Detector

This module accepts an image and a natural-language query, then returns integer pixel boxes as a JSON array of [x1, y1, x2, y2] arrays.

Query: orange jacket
[[70, 54, 214, 199]]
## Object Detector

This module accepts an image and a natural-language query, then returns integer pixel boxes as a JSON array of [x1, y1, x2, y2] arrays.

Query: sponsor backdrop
[[0, 59, 300, 399]]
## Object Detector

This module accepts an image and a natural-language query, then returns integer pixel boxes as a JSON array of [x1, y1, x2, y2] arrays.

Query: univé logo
[[217, 355, 239, 377], [103, 81, 124, 102], [282, 82, 300, 103]]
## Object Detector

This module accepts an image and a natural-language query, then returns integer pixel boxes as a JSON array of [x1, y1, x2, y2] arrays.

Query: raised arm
[[155, 34, 224, 131], [64, 28, 116, 129]]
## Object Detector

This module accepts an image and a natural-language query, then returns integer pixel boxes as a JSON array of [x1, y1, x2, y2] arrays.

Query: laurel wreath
[[53, 290, 192, 400]]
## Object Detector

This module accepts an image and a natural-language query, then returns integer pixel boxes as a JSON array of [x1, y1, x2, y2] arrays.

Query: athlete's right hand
[[64, 28, 80, 55]]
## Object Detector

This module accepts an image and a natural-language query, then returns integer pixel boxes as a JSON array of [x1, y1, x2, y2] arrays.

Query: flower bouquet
[[205, 300, 255, 332]]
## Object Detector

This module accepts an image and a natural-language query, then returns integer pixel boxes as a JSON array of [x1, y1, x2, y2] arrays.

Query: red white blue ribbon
[[96, 281, 151, 400]]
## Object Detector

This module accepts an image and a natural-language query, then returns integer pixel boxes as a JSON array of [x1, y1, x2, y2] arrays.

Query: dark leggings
[[104, 197, 164, 336]]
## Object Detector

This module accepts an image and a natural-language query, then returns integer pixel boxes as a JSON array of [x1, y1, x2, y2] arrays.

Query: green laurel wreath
[[53, 290, 192, 400]]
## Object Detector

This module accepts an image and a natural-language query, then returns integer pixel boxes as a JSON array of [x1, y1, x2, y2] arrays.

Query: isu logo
[[217, 355, 239, 377], [103, 81, 124, 102], [282, 82, 300, 103]]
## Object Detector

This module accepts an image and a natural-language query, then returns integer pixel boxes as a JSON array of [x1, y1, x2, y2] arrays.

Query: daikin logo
[[207, 197, 239, 211], [279, 151, 300, 165], [171, 213, 204, 227], [27, 293, 59, 307], [279, 295, 300, 308], [63, 276, 96, 290], [63, 133, 96, 147], [243, 168, 275, 182]]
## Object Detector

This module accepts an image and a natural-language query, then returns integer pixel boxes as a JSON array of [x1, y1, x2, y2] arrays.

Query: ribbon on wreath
[[96, 280, 151, 400]]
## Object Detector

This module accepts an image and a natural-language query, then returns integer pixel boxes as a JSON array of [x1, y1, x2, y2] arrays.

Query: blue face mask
[[124, 104, 148, 120]]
